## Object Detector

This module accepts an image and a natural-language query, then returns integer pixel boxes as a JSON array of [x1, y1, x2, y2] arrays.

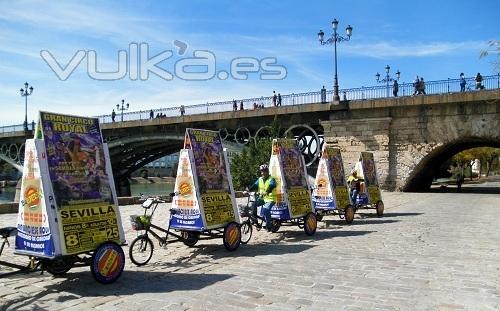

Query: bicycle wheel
[[129, 235, 154, 266], [43, 256, 75, 276], [240, 220, 253, 244]]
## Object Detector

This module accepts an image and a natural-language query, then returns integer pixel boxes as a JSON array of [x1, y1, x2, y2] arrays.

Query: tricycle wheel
[[43, 256, 75, 276], [376, 200, 384, 217], [91, 242, 125, 284], [315, 213, 323, 222], [223, 222, 241, 251], [240, 220, 253, 244], [182, 231, 200, 247], [129, 235, 154, 266], [304, 212, 317, 236], [344, 205, 355, 224], [270, 219, 281, 233]]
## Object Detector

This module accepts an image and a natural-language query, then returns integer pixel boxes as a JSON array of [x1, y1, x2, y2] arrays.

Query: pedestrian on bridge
[[233, 99, 238, 111], [475, 73, 484, 90], [419, 77, 426, 95], [180, 105, 185, 116], [321, 86, 327, 103], [413, 76, 420, 95], [111, 109, 116, 122], [240, 101, 244, 110], [272, 91, 277, 106], [460, 73, 466, 92], [149, 109, 154, 119], [393, 80, 399, 97], [277, 93, 282, 106]]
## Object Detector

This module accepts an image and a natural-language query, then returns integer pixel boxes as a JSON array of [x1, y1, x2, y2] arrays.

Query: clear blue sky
[[0, 0, 498, 125]]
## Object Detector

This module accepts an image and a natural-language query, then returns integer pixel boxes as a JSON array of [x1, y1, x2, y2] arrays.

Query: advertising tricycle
[[239, 138, 317, 244], [129, 129, 242, 266], [311, 144, 355, 223], [350, 152, 384, 216], [1, 112, 126, 284]]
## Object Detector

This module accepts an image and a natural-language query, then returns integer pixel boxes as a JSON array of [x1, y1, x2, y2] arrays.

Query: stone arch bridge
[[1, 89, 498, 195]]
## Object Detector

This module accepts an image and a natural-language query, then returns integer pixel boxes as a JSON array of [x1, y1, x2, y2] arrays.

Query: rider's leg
[[261, 201, 274, 231], [252, 198, 264, 217], [351, 189, 358, 204]]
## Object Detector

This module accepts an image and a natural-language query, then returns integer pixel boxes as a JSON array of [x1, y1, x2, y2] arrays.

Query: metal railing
[[1, 74, 499, 133]]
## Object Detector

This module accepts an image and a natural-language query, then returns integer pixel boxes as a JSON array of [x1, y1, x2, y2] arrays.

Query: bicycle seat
[[142, 198, 155, 209], [0, 227, 17, 239]]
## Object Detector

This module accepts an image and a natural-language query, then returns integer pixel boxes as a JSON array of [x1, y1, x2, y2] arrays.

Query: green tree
[[452, 147, 500, 179], [470, 147, 500, 177], [230, 115, 281, 190]]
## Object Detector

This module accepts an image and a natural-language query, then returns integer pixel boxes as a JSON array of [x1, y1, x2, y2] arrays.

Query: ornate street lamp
[[375, 65, 400, 97], [117, 99, 129, 122], [318, 19, 353, 103], [20, 82, 34, 132]]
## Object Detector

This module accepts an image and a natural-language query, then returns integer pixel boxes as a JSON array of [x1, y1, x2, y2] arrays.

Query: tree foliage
[[230, 115, 281, 190], [452, 147, 500, 177]]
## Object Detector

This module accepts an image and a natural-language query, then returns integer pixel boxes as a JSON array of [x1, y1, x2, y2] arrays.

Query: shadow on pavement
[[277, 229, 375, 243], [1, 271, 235, 310], [346, 219, 399, 225], [359, 212, 423, 218]]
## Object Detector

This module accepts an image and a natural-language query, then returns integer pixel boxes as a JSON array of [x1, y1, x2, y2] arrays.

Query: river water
[[0, 182, 175, 204]]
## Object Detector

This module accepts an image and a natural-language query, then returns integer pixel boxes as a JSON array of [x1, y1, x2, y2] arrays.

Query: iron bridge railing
[[1, 74, 499, 133]]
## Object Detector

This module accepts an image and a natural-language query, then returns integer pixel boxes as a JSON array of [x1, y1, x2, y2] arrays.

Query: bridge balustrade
[[2, 74, 499, 133]]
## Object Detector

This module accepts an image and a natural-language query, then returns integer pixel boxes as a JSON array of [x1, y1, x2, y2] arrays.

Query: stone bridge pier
[[321, 90, 500, 191]]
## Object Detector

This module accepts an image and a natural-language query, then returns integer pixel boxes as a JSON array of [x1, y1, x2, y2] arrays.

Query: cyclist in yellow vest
[[247, 164, 277, 232]]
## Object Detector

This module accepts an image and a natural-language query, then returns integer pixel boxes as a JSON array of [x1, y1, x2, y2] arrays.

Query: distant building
[[132, 153, 179, 177]]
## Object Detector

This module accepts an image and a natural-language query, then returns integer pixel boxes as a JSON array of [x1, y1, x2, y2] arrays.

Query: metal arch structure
[[284, 124, 323, 167], [217, 124, 324, 167], [0, 143, 24, 172]]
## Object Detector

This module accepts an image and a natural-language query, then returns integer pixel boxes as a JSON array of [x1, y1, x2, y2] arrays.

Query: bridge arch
[[404, 137, 500, 191]]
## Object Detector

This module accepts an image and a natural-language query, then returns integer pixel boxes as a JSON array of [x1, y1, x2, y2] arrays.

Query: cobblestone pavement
[[0, 188, 499, 310]]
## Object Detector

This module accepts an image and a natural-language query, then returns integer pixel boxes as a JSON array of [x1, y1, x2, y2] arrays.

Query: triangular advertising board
[[15, 139, 57, 258], [36, 111, 125, 255], [269, 139, 312, 219], [313, 145, 350, 211], [171, 129, 239, 230], [359, 152, 382, 204]]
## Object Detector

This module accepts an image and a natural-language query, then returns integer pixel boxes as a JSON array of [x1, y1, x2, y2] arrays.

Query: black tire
[[304, 212, 317, 236], [181, 231, 200, 247], [129, 235, 154, 266], [43, 256, 75, 276], [315, 213, 324, 222], [240, 220, 253, 244], [223, 222, 241, 251], [344, 205, 355, 224], [271, 219, 281, 233], [91, 242, 125, 284], [376, 200, 384, 217]]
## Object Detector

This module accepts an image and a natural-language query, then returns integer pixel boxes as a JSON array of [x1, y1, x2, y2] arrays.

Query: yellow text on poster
[[335, 186, 350, 209], [367, 186, 381, 204], [288, 188, 311, 217], [201, 192, 235, 227], [59, 203, 120, 255]]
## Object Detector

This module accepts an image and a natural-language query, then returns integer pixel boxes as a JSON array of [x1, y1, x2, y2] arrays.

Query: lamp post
[[117, 99, 129, 122], [318, 19, 353, 103], [19, 82, 34, 132], [375, 65, 400, 97]]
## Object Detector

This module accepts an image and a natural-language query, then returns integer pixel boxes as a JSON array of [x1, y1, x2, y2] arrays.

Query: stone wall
[[321, 90, 500, 191]]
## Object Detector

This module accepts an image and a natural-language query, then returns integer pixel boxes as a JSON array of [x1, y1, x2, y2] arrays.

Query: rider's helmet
[[259, 164, 269, 171], [351, 169, 357, 176]]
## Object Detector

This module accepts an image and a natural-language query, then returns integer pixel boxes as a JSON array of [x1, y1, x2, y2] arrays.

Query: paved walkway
[[0, 188, 499, 310]]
